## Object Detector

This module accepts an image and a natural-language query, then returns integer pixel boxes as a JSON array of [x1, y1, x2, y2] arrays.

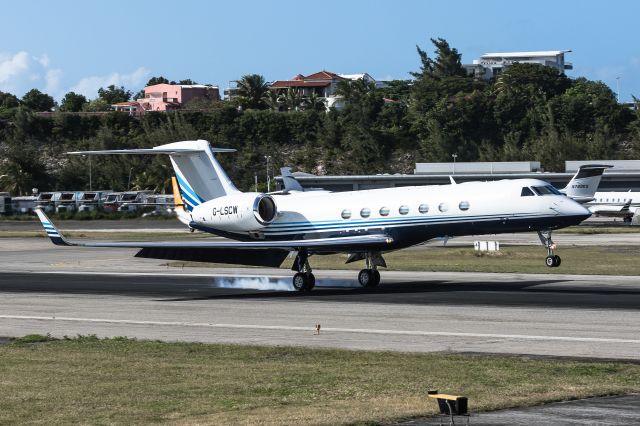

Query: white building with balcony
[[464, 50, 573, 80]]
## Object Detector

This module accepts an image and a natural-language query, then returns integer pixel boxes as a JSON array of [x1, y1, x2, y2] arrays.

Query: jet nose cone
[[562, 198, 592, 221]]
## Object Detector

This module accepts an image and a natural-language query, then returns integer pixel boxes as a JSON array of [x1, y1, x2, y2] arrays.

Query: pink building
[[137, 84, 220, 111]]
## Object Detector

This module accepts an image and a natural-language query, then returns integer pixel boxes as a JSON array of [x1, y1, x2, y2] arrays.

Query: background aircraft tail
[[69, 139, 239, 211], [171, 176, 193, 226], [560, 164, 612, 203]]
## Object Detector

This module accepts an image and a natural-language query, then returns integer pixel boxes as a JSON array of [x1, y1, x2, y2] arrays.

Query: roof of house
[[481, 50, 571, 58], [303, 70, 345, 80], [270, 70, 347, 88], [270, 80, 331, 88]]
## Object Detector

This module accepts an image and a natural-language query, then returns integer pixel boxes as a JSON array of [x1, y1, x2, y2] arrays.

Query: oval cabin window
[[379, 206, 390, 216], [399, 205, 409, 215], [341, 209, 351, 219], [459, 201, 470, 211], [438, 203, 449, 212], [418, 204, 429, 214], [360, 208, 371, 218]]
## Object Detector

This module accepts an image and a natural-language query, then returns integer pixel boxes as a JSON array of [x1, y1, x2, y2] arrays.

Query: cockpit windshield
[[532, 185, 563, 196], [521, 187, 534, 196]]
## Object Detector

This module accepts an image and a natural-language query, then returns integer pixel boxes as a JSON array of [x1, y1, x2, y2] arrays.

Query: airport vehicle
[[588, 191, 640, 223], [36, 140, 591, 291]]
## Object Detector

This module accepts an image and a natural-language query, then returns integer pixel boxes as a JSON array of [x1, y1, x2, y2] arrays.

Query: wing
[[35, 209, 393, 267]]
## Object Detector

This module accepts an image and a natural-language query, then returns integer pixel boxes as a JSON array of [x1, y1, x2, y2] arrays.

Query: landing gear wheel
[[306, 273, 316, 290], [358, 269, 380, 287], [545, 255, 561, 267], [292, 272, 315, 291], [370, 270, 381, 287], [358, 269, 373, 287]]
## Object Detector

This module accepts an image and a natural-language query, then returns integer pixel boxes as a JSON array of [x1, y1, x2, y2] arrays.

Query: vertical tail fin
[[560, 164, 612, 203], [68, 140, 239, 211]]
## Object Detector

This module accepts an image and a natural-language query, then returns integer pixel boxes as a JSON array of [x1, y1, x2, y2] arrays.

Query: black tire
[[553, 255, 561, 267], [370, 270, 381, 287], [292, 272, 307, 291], [306, 273, 316, 291], [358, 269, 373, 287], [545, 256, 555, 268]]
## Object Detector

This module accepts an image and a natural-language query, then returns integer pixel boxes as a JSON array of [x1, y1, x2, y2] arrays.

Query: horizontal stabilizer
[[68, 148, 236, 155]]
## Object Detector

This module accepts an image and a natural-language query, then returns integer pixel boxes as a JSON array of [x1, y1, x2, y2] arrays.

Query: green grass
[[557, 226, 640, 234], [166, 245, 640, 276], [0, 336, 638, 425]]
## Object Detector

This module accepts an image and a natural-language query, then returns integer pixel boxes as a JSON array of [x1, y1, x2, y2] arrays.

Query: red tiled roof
[[270, 81, 331, 88], [304, 70, 344, 80]]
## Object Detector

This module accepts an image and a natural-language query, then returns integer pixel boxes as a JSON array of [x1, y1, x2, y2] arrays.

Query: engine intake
[[254, 194, 277, 224]]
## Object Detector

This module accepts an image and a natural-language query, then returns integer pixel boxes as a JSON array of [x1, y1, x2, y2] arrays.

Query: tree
[[0, 91, 19, 109], [60, 92, 87, 112], [410, 37, 467, 79], [21, 89, 55, 111], [146, 76, 170, 86], [178, 79, 197, 85], [236, 74, 269, 110], [409, 38, 482, 114], [82, 98, 111, 112], [0, 90, 20, 119], [97, 85, 131, 105]]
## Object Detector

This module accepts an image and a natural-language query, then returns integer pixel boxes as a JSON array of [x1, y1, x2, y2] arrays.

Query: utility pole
[[83, 155, 92, 191], [451, 154, 458, 175], [127, 167, 133, 191], [264, 155, 271, 193]]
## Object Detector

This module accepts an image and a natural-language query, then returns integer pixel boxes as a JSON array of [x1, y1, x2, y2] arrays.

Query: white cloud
[[70, 67, 151, 99], [37, 54, 50, 68], [45, 68, 63, 95], [0, 50, 150, 101], [0, 51, 31, 89]]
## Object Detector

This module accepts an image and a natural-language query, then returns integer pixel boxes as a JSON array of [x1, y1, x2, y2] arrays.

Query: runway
[[1, 265, 639, 360]]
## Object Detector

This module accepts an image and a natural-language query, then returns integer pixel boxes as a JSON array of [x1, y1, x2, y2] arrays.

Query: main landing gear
[[537, 230, 561, 268], [291, 250, 315, 291], [356, 252, 384, 288], [291, 251, 386, 291]]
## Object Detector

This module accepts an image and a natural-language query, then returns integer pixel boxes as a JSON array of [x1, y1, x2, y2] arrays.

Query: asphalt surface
[[400, 394, 640, 425], [0, 238, 639, 360]]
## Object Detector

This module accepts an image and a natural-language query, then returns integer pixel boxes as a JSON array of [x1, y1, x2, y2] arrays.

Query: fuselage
[[588, 191, 640, 217], [191, 178, 591, 250]]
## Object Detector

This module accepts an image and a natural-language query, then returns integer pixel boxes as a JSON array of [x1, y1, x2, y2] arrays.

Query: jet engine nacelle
[[192, 192, 277, 232]]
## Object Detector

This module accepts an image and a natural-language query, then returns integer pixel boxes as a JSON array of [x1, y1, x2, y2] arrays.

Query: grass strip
[[0, 336, 638, 425], [166, 245, 640, 276]]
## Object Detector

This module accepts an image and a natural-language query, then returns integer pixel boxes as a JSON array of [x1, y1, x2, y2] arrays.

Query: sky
[[1, 0, 639, 102]]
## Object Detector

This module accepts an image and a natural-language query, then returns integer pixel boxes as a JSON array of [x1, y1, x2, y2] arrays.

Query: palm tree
[[302, 92, 326, 112], [284, 88, 303, 111], [263, 90, 284, 111], [236, 74, 269, 110]]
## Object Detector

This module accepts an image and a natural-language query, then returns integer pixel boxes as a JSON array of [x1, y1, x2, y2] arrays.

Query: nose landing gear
[[538, 230, 561, 267]]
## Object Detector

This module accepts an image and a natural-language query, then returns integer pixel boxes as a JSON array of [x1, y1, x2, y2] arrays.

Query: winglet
[[35, 209, 72, 246]]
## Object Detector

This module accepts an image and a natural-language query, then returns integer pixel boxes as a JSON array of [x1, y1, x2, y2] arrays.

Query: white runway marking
[[2, 315, 639, 344]]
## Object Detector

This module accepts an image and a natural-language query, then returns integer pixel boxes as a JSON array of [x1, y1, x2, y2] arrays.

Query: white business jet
[[35, 140, 591, 291], [588, 191, 640, 223]]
